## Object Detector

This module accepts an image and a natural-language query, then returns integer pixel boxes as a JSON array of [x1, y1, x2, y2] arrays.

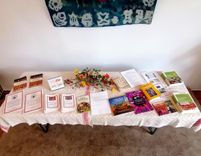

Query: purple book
[[126, 91, 153, 114]]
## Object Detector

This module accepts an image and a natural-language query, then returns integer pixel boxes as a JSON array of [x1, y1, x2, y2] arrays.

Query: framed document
[[61, 94, 76, 113], [4, 91, 23, 114], [47, 76, 65, 91], [24, 90, 43, 113], [44, 94, 60, 113]]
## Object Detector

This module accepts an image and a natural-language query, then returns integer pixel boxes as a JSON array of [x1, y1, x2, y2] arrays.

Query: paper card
[[113, 77, 129, 89], [121, 69, 144, 88], [61, 94, 76, 112], [90, 91, 111, 116], [4, 91, 23, 114], [48, 76, 65, 91], [29, 73, 43, 88], [24, 90, 43, 113], [44, 94, 59, 113], [13, 76, 27, 92]]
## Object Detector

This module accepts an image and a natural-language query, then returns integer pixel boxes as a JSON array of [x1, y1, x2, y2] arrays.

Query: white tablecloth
[[1, 72, 201, 133]]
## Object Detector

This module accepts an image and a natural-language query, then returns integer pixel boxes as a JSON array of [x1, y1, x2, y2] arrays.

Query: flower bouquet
[[65, 68, 118, 91]]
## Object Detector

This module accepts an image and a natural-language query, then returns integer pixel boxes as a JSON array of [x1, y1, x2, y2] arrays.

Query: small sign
[[47, 76, 65, 91]]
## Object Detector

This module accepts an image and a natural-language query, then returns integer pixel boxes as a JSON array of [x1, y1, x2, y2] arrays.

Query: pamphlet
[[29, 73, 43, 88], [121, 69, 144, 88], [44, 94, 59, 113], [90, 91, 111, 115], [4, 91, 23, 114], [61, 94, 76, 112], [24, 90, 43, 113], [13, 76, 27, 92]]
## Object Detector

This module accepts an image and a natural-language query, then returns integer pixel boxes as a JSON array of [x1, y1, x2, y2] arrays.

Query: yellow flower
[[81, 81, 86, 87], [73, 68, 79, 75]]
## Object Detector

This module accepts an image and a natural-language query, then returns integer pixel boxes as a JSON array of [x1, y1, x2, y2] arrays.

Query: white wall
[[0, 0, 201, 90]]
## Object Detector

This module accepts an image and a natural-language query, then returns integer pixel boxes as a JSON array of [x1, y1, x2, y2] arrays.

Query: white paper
[[24, 90, 42, 113], [4, 91, 23, 114], [61, 94, 76, 112], [90, 91, 111, 116], [48, 76, 65, 91], [44, 94, 59, 113], [121, 69, 144, 88]]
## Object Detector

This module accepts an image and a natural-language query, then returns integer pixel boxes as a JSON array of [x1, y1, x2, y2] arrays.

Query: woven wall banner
[[45, 0, 158, 27]]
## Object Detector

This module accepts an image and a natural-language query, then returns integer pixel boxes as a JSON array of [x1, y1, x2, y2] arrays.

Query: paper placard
[[48, 76, 65, 91], [24, 90, 43, 113], [4, 91, 23, 114]]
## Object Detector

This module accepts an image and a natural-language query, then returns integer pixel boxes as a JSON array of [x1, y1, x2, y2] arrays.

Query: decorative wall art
[[45, 0, 158, 27]]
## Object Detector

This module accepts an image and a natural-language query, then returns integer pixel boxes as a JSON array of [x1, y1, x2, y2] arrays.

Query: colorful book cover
[[108, 96, 134, 116], [126, 91, 153, 114], [140, 83, 161, 101], [165, 100, 177, 113], [152, 100, 177, 116], [152, 103, 169, 116], [76, 95, 91, 113], [29, 73, 43, 88], [161, 71, 183, 85], [172, 93, 197, 111], [13, 76, 27, 92]]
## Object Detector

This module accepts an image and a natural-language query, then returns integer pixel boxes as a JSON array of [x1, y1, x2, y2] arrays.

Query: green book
[[161, 71, 183, 85], [172, 93, 196, 111]]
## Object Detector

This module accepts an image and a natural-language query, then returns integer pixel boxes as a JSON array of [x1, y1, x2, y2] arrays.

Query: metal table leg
[[39, 124, 49, 133], [145, 127, 158, 135]]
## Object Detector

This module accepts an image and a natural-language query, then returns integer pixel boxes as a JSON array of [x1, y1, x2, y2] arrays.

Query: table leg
[[39, 124, 49, 133], [145, 127, 158, 135]]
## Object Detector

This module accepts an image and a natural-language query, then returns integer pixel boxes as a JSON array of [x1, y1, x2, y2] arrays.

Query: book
[[61, 94, 76, 113], [161, 71, 183, 86], [29, 73, 43, 88], [90, 91, 111, 115], [44, 94, 59, 113], [13, 76, 27, 92], [140, 83, 161, 101], [172, 93, 197, 112], [152, 100, 177, 116], [76, 95, 91, 113], [141, 71, 166, 93], [126, 90, 153, 114], [108, 95, 134, 116], [121, 69, 144, 88]]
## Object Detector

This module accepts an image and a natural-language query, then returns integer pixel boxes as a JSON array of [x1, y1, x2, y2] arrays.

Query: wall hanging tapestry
[[45, 0, 158, 27]]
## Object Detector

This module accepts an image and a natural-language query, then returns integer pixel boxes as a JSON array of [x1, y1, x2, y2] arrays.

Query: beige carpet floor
[[0, 124, 201, 156]]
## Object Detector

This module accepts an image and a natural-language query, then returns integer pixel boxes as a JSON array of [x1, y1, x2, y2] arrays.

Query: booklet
[[13, 76, 27, 92], [4, 91, 23, 114], [61, 94, 76, 113], [29, 73, 43, 88], [113, 77, 130, 90], [44, 94, 59, 113], [24, 90, 43, 113], [90, 91, 111, 116], [48, 76, 65, 91], [76, 95, 91, 113], [121, 69, 144, 88]]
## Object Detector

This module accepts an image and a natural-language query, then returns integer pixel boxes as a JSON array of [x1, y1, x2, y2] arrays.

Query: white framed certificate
[[44, 94, 59, 113], [47, 76, 65, 91], [24, 90, 43, 113], [61, 94, 76, 113], [4, 91, 23, 114]]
